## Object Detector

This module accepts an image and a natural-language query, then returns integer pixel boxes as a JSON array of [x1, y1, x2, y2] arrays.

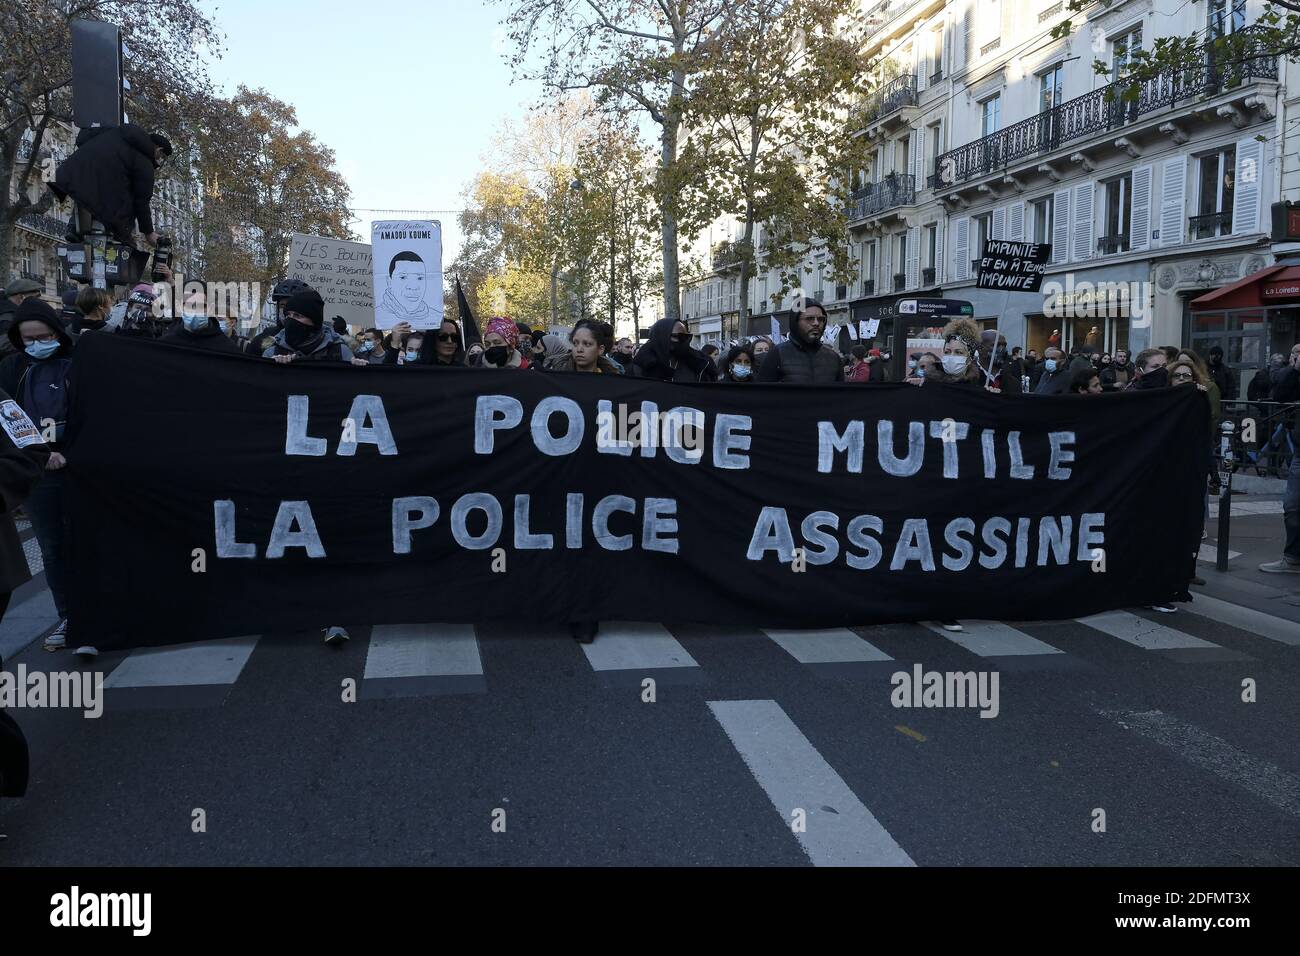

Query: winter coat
[[262, 326, 355, 362], [1246, 368, 1273, 402], [1033, 366, 1070, 395], [1207, 360, 1238, 400], [846, 360, 871, 383], [631, 318, 717, 383], [547, 353, 623, 375], [161, 321, 241, 354], [1100, 362, 1134, 391], [755, 323, 844, 384], [0, 386, 50, 594], [50, 123, 158, 244], [0, 310, 75, 451]]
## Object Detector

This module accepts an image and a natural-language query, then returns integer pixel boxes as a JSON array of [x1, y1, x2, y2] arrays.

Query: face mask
[[182, 312, 209, 332], [284, 320, 316, 349], [1044, 359, 1058, 373], [907, 360, 918, 371], [485, 345, 509, 366], [917, 367, 925, 378], [360, 340, 375, 353], [1139, 366, 1169, 388], [25, 339, 59, 360], [942, 354, 969, 375], [670, 337, 691, 357], [731, 364, 752, 380], [405, 349, 419, 362]]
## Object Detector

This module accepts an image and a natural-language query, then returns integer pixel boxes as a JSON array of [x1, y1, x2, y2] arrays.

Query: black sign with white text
[[975, 240, 1051, 292]]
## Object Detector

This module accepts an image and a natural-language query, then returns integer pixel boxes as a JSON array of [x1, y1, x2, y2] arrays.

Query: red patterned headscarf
[[486, 317, 518, 350]]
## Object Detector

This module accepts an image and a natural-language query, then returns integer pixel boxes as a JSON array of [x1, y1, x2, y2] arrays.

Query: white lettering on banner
[[747, 512, 1107, 571]]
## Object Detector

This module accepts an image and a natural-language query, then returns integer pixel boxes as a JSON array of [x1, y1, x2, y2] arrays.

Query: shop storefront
[[1190, 264, 1300, 393]]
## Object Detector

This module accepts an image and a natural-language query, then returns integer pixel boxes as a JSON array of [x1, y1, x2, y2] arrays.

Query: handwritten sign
[[288, 233, 375, 328], [975, 240, 1051, 293]]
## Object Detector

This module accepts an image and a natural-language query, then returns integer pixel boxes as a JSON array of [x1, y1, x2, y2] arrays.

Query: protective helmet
[[271, 278, 311, 302]]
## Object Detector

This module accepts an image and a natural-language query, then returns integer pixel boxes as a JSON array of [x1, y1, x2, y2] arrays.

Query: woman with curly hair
[[906, 318, 985, 390]]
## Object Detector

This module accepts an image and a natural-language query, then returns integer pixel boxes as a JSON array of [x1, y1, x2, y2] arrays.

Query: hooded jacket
[[50, 124, 159, 244], [0, 302, 75, 450], [632, 318, 718, 383], [262, 325, 354, 362], [161, 319, 241, 354], [754, 318, 844, 384]]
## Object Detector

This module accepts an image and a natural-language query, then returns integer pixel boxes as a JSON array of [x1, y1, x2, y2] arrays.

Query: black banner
[[65, 334, 1206, 650], [975, 240, 1051, 292]]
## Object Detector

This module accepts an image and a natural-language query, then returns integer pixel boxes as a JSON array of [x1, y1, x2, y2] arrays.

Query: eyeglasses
[[21, 333, 57, 345], [435, 333, 458, 342], [1171, 371, 1194, 381]]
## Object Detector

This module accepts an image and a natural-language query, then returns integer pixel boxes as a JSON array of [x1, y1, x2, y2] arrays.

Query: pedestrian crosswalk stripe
[[1100, 709, 1300, 819], [1077, 610, 1220, 651], [922, 620, 1063, 657], [708, 699, 915, 867], [580, 621, 699, 671], [762, 628, 892, 664], [1197, 543, 1242, 563], [1184, 595, 1300, 647], [361, 623, 485, 698], [104, 637, 259, 688]]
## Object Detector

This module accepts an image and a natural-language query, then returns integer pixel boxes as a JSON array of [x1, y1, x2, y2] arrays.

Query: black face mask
[[485, 345, 510, 366], [284, 320, 316, 349], [670, 337, 691, 357], [1137, 366, 1169, 389]]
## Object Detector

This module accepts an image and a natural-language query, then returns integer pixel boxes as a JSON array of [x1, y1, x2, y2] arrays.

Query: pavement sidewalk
[[1197, 493, 1300, 623]]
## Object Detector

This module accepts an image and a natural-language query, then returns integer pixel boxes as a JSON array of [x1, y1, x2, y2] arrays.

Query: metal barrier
[[1218, 401, 1296, 480]]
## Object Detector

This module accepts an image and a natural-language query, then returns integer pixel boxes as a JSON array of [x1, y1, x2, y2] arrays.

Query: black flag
[[456, 278, 482, 350]]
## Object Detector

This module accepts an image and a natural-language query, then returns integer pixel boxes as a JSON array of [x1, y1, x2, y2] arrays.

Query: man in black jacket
[[160, 288, 240, 353], [50, 123, 171, 247], [1206, 346, 1238, 400], [755, 300, 844, 383], [0, 385, 49, 803]]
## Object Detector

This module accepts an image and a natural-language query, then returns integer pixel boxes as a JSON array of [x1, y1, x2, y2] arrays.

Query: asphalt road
[[2, 532, 1297, 866]]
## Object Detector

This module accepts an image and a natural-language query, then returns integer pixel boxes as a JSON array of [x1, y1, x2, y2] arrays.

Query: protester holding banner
[[1127, 349, 1170, 391], [161, 288, 241, 354], [474, 317, 530, 370], [422, 319, 466, 367], [632, 318, 718, 382], [548, 320, 621, 374], [1068, 367, 1103, 395], [908, 319, 982, 390], [533, 333, 570, 370], [384, 330, 425, 365], [1, 299, 74, 650], [263, 290, 355, 364], [720, 342, 756, 384], [755, 301, 843, 384], [610, 337, 636, 371], [354, 329, 388, 365], [1032, 347, 1070, 395], [71, 287, 113, 337]]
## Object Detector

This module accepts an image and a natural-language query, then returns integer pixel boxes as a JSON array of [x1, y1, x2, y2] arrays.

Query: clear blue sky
[[199, 0, 542, 262]]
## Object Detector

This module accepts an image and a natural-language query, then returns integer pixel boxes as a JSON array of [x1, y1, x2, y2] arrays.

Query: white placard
[[859, 319, 880, 339], [370, 220, 444, 330], [288, 233, 374, 328]]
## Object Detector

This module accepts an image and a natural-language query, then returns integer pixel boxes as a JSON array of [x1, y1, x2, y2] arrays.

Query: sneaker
[[939, 620, 964, 632], [43, 619, 67, 651], [1258, 559, 1300, 574], [323, 626, 350, 645], [1149, 604, 1177, 614], [74, 646, 99, 659]]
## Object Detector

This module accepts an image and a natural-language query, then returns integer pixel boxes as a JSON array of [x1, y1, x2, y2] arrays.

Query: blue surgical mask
[[182, 312, 209, 332], [360, 340, 375, 353], [731, 364, 752, 379], [25, 339, 59, 360], [1045, 359, 1058, 373], [405, 349, 419, 362]]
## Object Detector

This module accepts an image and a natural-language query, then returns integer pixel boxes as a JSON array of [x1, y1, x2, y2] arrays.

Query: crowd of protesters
[[0, 275, 1298, 654]]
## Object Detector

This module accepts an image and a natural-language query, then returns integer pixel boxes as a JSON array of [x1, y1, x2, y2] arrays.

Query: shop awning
[[1190, 264, 1300, 310]]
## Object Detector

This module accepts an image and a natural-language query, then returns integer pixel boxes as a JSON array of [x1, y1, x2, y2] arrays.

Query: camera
[[152, 234, 173, 283]]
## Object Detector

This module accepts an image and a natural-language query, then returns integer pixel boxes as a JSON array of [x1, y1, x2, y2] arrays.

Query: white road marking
[[922, 620, 1063, 657], [104, 637, 259, 688], [1078, 611, 1220, 651], [763, 628, 892, 664], [363, 623, 482, 680], [1100, 709, 1300, 818], [708, 699, 915, 867], [1197, 544, 1242, 563], [580, 621, 699, 671], [1184, 595, 1300, 647]]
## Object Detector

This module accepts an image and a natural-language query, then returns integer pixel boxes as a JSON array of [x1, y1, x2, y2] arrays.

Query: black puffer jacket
[[755, 320, 844, 384], [50, 123, 158, 244], [161, 321, 241, 353], [631, 318, 717, 383]]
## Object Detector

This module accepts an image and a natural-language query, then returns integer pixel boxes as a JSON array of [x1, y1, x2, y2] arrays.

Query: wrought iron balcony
[[1096, 234, 1130, 255], [930, 70, 943, 86], [853, 74, 917, 129], [847, 173, 916, 221], [17, 211, 71, 239], [922, 266, 936, 286], [893, 273, 906, 292], [1190, 210, 1233, 240], [931, 29, 1278, 190]]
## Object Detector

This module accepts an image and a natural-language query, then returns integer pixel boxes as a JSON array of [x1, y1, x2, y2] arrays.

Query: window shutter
[[906, 225, 921, 289], [992, 205, 1007, 240], [1052, 188, 1071, 263], [1008, 201, 1024, 241], [1072, 182, 1094, 262], [1233, 137, 1263, 235], [963, 8, 974, 68], [910, 129, 921, 184], [935, 219, 945, 284], [1159, 155, 1187, 247], [1128, 164, 1153, 252], [953, 216, 970, 280]]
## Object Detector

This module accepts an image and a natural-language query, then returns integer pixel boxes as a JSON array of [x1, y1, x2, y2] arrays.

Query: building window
[[1038, 64, 1064, 112], [1101, 173, 1132, 253], [1112, 26, 1142, 80], [1032, 196, 1053, 245], [928, 122, 943, 181], [973, 213, 991, 260], [895, 233, 908, 290], [1195, 147, 1236, 239], [930, 25, 944, 82], [981, 95, 1001, 136], [1208, 0, 1247, 37], [865, 241, 877, 291]]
